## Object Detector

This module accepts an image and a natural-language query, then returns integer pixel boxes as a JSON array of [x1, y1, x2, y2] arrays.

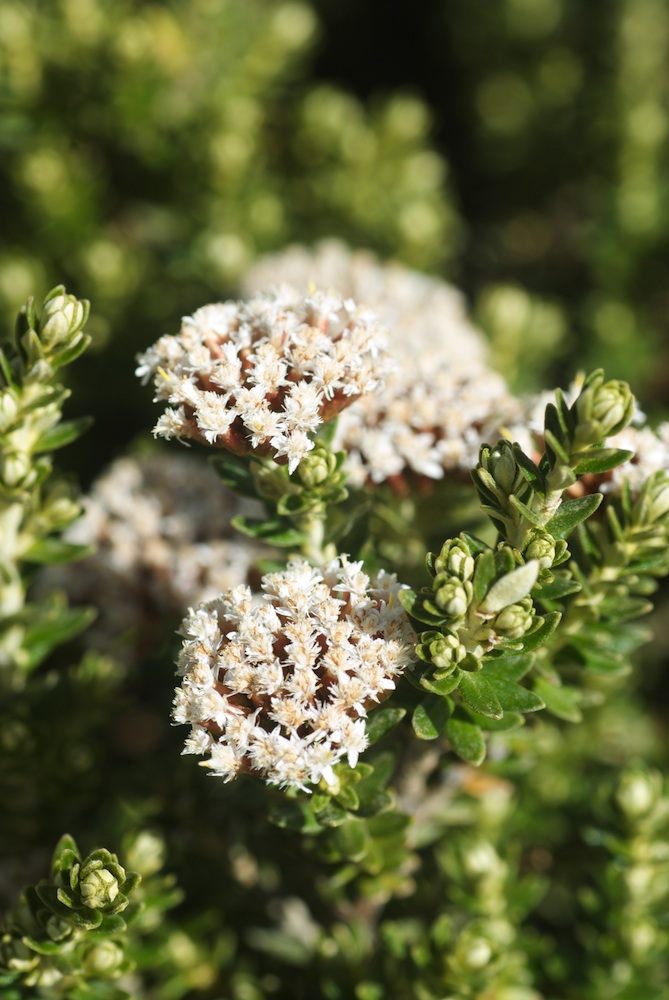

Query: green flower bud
[[0, 391, 19, 432], [1, 450, 32, 488], [79, 866, 120, 909], [479, 440, 525, 497], [492, 596, 534, 639], [297, 441, 337, 488], [574, 375, 634, 447], [434, 538, 474, 581], [81, 939, 124, 978], [523, 528, 556, 570], [615, 769, 662, 820], [644, 472, 669, 524], [434, 575, 472, 619], [417, 629, 466, 671], [40, 291, 88, 351]]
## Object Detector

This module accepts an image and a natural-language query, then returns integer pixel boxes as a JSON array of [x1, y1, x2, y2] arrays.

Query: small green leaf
[[48, 333, 92, 369], [420, 671, 461, 696], [534, 575, 581, 601], [23, 539, 93, 565], [34, 417, 93, 453], [484, 652, 535, 682], [22, 605, 96, 670], [458, 671, 503, 719], [231, 515, 304, 547], [572, 448, 634, 476], [515, 610, 561, 652], [412, 697, 451, 739], [444, 713, 486, 766], [483, 674, 545, 713], [210, 454, 258, 498], [479, 561, 539, 614], [466, 709, 525, 732], [335, 784, 360, 811], [508, 493, 544, 528], [398, 589, 449, 626], [534, 677, 582, 722], [365, 708, 406, 746], [472, 550, 496, 606], [545, 494, 603, 539]]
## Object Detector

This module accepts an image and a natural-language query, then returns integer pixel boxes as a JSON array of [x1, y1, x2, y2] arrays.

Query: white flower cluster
[[174, 557, 416, 790], [43, 454, 264, 658], [136, 286, 390, 473], [243, 241, 521, 486]]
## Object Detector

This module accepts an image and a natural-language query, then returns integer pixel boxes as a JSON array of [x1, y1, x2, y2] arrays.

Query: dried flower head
[[174, 557, 417, 790], [40, 453, 264, 659], [243, 241, 521, 487], [136, 286, 391, 473]]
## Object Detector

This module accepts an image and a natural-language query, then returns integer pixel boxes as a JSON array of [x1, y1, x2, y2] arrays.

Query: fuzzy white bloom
[[136, 286, 391, 473], [175, 556, 417, 790], [39, 454, 265, 660], [243, 241, 521, 487]]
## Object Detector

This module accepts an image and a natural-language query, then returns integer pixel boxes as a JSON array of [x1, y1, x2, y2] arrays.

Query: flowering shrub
[[3, 258, 669, 999]]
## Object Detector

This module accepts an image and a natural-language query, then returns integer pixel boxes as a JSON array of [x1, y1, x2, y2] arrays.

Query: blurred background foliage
[[3, 1, 669, 997]]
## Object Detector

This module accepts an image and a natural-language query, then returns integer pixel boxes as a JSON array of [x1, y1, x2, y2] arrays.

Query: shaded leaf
[[545, 494, 603, 539], [534, 677, 582, 723], [366, 708, 406, 746], [412, 697, 451, 740], [445, 713, 486, 766], [458, 671, 502, 719]]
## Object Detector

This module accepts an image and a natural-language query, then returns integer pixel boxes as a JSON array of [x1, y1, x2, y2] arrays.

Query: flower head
[[137, 286, 391, 473], [174, 556, 416, 789], [242, 241, 520, 487]]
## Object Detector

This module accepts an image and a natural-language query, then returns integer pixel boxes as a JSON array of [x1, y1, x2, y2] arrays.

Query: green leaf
[[479, 561, 539, 614], [398, 588, 449, 626], [534, 575, 581, 601], [231, 515, 304, 547], [48, 333, 92, 369], [444, 713, 486, 765], [484, 652, 535, 682], [515, 610, 561, 652], [210, 454, 258, 498], [534, 677, 582, 722], [472, 550, 496, 606], [543, 425, 571, 465], [23, 539, 93, 565], [326, 818, 371, 863], [34, 416, 93, 453], [412, 696, 451, 739], [466, 709, 525, 732], [572, 448, 634, 476], [508, 493, 544, 528], [420, 671, 461, 696], [22, 605, 97, 670], [458, 671, 503, 719], [366, 708, 406, 746], [513, 445, 544, 489], [545, 494, 603, 539], [483, 674, 545, 713], [269, 798, 323, 835], [334, 784, 360, 811]]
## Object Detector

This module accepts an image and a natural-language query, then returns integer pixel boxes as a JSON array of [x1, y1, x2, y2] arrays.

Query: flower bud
[[81, 940, 124, 978], [574, 376, 634, 447], [644, 472, 669, 524], [417, 629, 466, 671], [492, 596, 534, 640], [523, 528, 556, 570], [40, 292, 87, 350], [479, 441, 525, 497], [79, 866, 120, 909], [1, 450, 31, 488], [297, 442, 337, 488], [0, 391, 19, 432], [615, 769, 662, 820], [434, 575, 472, 619], [434, 538, 474, 581]]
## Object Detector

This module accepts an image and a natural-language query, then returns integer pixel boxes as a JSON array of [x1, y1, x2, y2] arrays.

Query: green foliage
[[0, 287, 94, 683]]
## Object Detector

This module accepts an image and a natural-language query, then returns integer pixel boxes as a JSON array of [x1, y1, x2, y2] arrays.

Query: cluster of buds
[[0, 835, 140, 988], [409, 537, 541, 679], [136, 286, 391, 474]]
